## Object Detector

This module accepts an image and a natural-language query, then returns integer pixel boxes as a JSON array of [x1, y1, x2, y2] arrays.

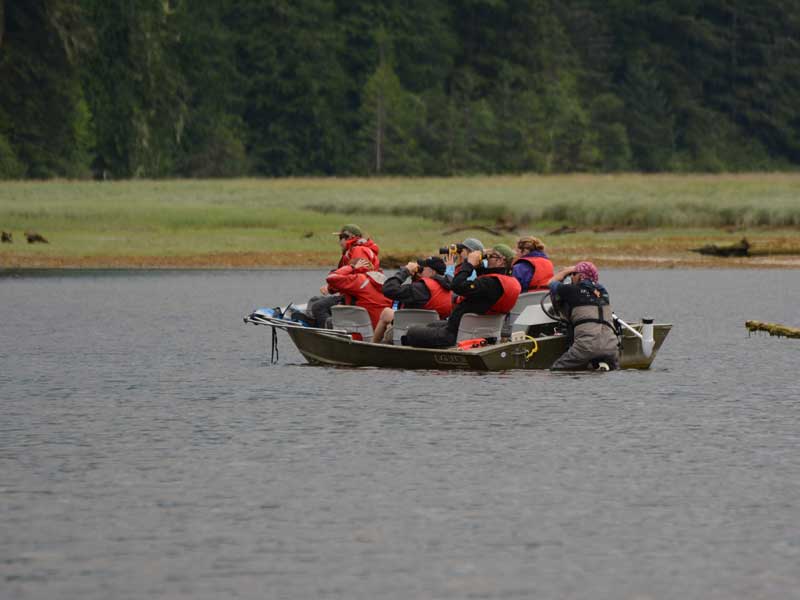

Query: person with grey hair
[[404, 244, 520, 348], [548, 261, 620, 370], [372, 256, 452, 343], [444, 237, 484, 280]]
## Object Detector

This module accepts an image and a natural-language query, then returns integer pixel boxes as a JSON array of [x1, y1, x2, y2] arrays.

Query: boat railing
[[244, 311, 351, 338]]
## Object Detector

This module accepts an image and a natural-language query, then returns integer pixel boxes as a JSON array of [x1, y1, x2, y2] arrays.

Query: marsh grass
[[1, 175, 799, 264], [305, 174, 800, 227]]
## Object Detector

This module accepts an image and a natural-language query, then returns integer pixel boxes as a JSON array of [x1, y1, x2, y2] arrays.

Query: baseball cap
[[333, 224, 363, 237], [492, 244, 515, 262], [461, 237, 484, 252], [420, 256, 446, 275]]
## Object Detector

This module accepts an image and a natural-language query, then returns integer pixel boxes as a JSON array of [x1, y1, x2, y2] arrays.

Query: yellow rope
[[524, 335, 538, 360]]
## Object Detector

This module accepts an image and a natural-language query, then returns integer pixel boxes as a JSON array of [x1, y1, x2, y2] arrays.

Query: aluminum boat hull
[[279, 323, 671, 371]]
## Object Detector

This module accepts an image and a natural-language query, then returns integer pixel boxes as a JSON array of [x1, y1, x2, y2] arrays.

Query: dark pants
[[550, 349, 620, 370], [307, 294, 343, 328], [403, 320, 457, 348], [550, 322, 621, 370]]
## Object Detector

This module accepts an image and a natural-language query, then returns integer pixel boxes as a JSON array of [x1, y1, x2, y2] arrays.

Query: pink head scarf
[[573, 261, 599, 282]]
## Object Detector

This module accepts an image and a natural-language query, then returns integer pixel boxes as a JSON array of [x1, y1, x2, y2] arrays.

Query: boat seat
[[503, 290, 551, 337], [330, 305, 373, 341], [392, 309, 440, 344], [456, 313, 506, 343]]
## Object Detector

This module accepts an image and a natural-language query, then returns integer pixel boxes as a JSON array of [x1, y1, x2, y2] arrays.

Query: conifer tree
[[82, 0, 186, 177], [358, 34, 424, 174], [0, 0, 93, 177]]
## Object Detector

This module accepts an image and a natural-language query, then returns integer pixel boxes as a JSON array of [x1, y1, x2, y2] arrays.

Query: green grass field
[[1, 175, 799, 267]]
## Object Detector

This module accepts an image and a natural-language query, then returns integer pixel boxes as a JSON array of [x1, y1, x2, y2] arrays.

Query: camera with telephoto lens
[[439, 243, 466, 256]]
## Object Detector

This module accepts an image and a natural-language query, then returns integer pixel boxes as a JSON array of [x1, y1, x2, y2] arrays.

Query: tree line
[[2, 0, 799, 179]]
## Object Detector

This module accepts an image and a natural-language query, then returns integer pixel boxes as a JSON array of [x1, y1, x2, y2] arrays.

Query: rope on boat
[[524, 335, 539, 360], [270, 325, 279, 363]]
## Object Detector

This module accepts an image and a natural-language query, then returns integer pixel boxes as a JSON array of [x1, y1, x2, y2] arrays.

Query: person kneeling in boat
[[512, 236, 554, 292], [548, 261, 620, 371], [403, 245, 521, 348], [325, 257, 392, 330], [372, 256, 452, 343]]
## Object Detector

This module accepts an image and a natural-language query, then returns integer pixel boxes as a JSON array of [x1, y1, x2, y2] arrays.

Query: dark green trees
[[0, 0, 92, 177], [82, 0, 187, 178], [1, 0, 800, 178]]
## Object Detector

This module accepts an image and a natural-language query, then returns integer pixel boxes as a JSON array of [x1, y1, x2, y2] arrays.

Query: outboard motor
[[613, 313, 656, 359], [641, 317, 655, 358]]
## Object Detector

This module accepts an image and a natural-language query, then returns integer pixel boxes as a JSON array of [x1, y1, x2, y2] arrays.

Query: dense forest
[[1, 0, 799, 179]]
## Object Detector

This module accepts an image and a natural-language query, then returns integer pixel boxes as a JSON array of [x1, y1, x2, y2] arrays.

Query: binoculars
[[439, 243, 466, 255]]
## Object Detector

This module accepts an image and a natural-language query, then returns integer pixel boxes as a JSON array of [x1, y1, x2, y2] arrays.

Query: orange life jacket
[[419, 277, 452, 318], [338, 237, 380, 269], [340, 276, 391, 328], [512, 255, 554, 291], [478, 273, 522, 314]]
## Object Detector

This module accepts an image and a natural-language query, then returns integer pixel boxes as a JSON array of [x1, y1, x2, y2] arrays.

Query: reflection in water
[[1, 269, 799, 599]]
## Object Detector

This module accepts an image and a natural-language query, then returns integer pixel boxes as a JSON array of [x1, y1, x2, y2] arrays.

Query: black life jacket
[[565, 281, 618, 336]]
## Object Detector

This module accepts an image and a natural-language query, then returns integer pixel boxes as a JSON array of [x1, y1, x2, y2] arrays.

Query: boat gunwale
[[249, 312, 671, 354], [246, 310, 672, 370]]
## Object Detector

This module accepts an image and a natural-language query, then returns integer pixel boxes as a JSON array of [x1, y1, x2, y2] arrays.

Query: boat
[[244, 292, 671, 371]]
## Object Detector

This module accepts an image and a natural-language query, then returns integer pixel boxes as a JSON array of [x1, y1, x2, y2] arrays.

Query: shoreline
[[3, 251, 800, 270], [4, 176, 800, 271]]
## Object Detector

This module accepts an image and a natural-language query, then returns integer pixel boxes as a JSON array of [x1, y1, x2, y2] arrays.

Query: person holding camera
[[443, 237, 484, 280], [403, 244, 521, 348], [372, 256, 452, 343], [547, 261, 620, 370], [512, 236, 554, 292]]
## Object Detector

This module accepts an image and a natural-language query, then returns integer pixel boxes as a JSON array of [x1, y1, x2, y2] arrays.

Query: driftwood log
[[691, 238, 750, 257], [745, 320, 800, 339], [442, 219, 519, 237]]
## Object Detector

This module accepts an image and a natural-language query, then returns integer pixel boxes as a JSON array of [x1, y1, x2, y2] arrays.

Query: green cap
[[492, 243, 515, 262], [335, 224, 363, 237]]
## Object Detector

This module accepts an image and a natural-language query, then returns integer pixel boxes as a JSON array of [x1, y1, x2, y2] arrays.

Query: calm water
[[1, 268, 799, 600]]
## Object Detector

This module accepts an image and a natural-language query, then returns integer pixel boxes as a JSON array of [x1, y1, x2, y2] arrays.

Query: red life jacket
[[419, 277, 452, 318], [341, 275, 392, 328], [479, 273, 522, 314], [338, 237, 380, 269], [512, 255, 554, 291]]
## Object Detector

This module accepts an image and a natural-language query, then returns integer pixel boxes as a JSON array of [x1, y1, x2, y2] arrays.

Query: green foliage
[[357, 48, 425, 174], [621, 56, 676, 171], [232, 0, 350, 176], [172, 1, 248, 177], [422, 71, 500, 174], [178, 119, 249, 178], [588, 94, 632, 172], [0, 132, 25, 179], [0, 0, 92, 177], [81, 0, 187, 178], [2, 0, 800, 178]]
